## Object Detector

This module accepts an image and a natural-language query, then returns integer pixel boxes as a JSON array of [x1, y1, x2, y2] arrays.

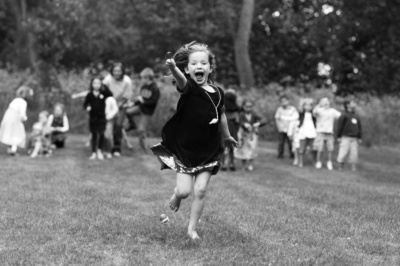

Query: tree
[[234, 0, 255, 89]]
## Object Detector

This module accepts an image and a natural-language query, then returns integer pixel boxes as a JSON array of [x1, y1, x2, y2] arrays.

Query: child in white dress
[[0, 86, 33, 155]]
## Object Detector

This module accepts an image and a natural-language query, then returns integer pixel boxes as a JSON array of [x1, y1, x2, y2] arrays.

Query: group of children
[[0, 86, 69, 158], [276, 95, 362, 171]]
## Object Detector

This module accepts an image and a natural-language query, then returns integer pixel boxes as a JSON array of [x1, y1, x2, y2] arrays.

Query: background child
[[84, 77, 110, 160], [28, 111, 51, 158], [47, 103, 69, 148], [313, 97, 341, 170], [234, 99, 262, 171], [275, 95, 299, 159], [125, 67, 160, 152], [151, 42, 238, 240], [221, 88, 240, 171], [0, 86, 33, 155], [336, 100, 362, 171], [297, 99, 317, 167]]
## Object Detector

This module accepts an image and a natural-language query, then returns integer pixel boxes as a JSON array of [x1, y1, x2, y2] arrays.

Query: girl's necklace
[[203, 86, 221, 124]]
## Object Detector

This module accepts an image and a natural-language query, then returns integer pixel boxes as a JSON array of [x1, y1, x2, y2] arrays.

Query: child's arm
[[71, 90, 89, 99], [220, 113, 239, 147], [166, 59, 187, 90]]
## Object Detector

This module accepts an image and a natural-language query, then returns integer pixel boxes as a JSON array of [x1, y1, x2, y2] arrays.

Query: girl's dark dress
[[83, 91, 108, 132], [151, 78, 225, 175]]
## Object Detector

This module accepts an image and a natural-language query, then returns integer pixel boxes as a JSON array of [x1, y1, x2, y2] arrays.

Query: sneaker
[[327, 161, 333, 171], [105, 153, 112, 159], [247, 164, 254, 171], [293, 158, 299, 166], [97, 151, 104, 160], [315, 161, 322, 169], [89, 153, 96, 160], [113, 152, 121, 157]]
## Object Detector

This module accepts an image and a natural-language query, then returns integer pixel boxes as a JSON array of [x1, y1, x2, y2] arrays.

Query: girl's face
[[348, 101, 357, 112], [112, 66, 123, 80], [320, 98, 330, 109], [54, 106, 63, 116], [92, 79, 102, 91], [185, 51, 211, 86], [39, 113, 47, 123], [140, 75, 152, 86], [244, 103, 253, 113], [304, 102, 312, 112]]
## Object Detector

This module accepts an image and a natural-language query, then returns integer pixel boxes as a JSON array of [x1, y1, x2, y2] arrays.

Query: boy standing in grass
[[275, 95, 299, 159], [313, 97, 341, 170], [336, 100, 362, 171]]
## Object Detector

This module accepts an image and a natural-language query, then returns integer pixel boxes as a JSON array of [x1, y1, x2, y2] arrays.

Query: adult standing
[[102, 62, 133, 156]]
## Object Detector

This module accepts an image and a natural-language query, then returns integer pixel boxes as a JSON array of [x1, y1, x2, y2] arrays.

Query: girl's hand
[[224, 136, 239, 148], [253, 122, 261, 128], [166, 58, 176, 70], [86, 106, 91, 112]]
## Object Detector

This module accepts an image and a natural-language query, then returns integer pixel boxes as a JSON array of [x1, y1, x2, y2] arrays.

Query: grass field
[[0, 135, 399, 265]]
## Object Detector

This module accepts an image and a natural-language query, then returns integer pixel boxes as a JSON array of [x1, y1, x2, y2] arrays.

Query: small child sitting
[[27, 111, 51, 158]]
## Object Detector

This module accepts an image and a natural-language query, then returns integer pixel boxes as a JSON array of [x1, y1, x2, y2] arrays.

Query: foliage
[[0, 0, 399, 95]]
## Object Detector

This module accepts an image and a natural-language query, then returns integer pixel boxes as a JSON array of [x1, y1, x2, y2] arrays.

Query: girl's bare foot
[[169, 193, 181, 212], [187, 231, 201, 240]]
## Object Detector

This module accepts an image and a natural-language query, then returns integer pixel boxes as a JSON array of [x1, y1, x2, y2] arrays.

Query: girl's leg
[[30, 142, 42, 158], [188, 171, 212, 239], [90, 132, 98, 159], [228, 148, 236, 170], [170, 173, 193, 212], [299, 139, 305, 167], [97, 132, 105, 160], [221, 149, 227, 170]]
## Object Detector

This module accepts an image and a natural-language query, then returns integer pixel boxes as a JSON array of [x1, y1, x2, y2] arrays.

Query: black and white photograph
[[0, 0, 399, 265]]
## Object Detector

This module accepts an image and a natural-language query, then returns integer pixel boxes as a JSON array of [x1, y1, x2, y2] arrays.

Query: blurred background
[[0, 0, 399, 145]]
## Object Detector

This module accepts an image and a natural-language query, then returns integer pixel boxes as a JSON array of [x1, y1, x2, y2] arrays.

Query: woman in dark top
[[151, 42, 238, 240], [84, 77, 111, 160]]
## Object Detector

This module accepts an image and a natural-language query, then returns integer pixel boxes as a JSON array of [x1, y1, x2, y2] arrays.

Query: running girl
[[151, 42, 238, 240]]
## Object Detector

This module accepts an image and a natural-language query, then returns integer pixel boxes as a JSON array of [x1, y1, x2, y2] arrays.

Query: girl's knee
[[176, 187, 191, 199], [193, 185, 207, 199]]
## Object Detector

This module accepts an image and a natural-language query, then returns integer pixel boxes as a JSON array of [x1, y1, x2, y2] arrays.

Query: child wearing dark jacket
[[336, 100, 362, 171]]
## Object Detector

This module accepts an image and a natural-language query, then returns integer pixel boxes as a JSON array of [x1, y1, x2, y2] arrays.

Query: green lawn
[[0, 135, 399, 265]]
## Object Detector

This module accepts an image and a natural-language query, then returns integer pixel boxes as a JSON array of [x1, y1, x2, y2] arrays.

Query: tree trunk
[[234, 0, 255, 89]]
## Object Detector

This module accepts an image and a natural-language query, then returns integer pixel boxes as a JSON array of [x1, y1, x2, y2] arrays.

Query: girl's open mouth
[[195, 72, 204, 80]]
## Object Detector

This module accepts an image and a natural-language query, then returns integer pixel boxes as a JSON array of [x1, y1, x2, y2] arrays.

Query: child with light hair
[[313, 97, 341, 170], [0, 86, 33, 155], [28, 111, 51, 158]]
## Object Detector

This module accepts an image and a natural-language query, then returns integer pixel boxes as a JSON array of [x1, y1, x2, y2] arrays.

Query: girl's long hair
[[172, 41, 217, 84]]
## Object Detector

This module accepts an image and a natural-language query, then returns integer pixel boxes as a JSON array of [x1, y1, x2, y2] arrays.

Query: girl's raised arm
[[166, 59, 187, 90]]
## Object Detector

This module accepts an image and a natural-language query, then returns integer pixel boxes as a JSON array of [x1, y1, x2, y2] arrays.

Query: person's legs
[[285, 134, 294, 158], [103, 121, 113, 157], [125, 105, 141, 131], [337, 137, 350, 170], [326, 134, 335, 170], [138, 114, 150, 153], [30, 141, 42, 158], [97, 132, 105, 160], [313, 134, 323, 168], [188, 170, 212, 239], [299, 139, 306, 167], [90, 131, 98, 159], [277, 132, 285, 158], [228, 147, 236, 170], [112, 111, 125, 154], [348, 137, 359, 171], [169, 173, 193, 212]]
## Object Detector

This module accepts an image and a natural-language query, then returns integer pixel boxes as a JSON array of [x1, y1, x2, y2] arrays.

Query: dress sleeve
[[177, 77, 195, 95]]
